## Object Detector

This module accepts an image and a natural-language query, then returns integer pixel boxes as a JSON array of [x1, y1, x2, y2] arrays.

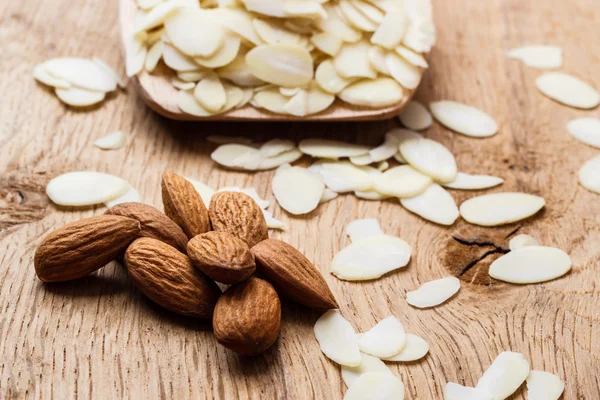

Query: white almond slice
[[177, 89, 216, 116], [44, 58, 117, 92], [400, 184, 459, 226], [395, 46, 428, 68], [172, 77, 195, 90], [444, 383, 492, 400], [489, 246, 572, 284], [314, 6, 362, 43], [443, 173, 504, 190], [211, 143, 261, 168], [339, 0, 378, 32], [344, 372, 405, 400], [311, 32, 343, 57], [400, 137, 457, 183], [342, 353, 393, 387], [33, 64, 71, 89], [567, 117, 600, 148], [367, 46, 390, 75], [429, 101, 498, 138], [260, 139, 296, 158], [406, 277, 460, 308], [252, 88, 289, 114], [476, 351, 530, 400], [283, 18, 315, 34], [217, 55, 266, 87], [207, 135, 253, 145], [246, 44, 313, 87], [193, 35, 240, 69], [579, 155, 600, 194], [358, 316, 406, 358], [163, 44, 200, 71], [243, 0, 286, 17], [241, 187, 270, 209], [526, 370, 565, 400], [280, 87, 301, 97], [104, 186, 141, 208], [377, 161, 389, 171], [126, 45, 148, 77], [349, 154, 373, 166], [165, 8, 224, 57], [320, 188, 339, 204], [507, 45, 562, 69], [283, 0, 327, 19], [382, 334, 428, 362], [354, 190, 390, 200], [334, 41, 377, 79], [221, 83, 245, 111], [134, 0, 181, 33], [272, 165, 325, 214], [252, 18, 305, 46], [346, 218, 385, 242], [256, 148, 303, 170], [314, 310, 361, 367], [315, 59, 356, 94], [536, 72, 600, 109], [352, 0, 384, 23], [178, 70, 208, 82], [194, 73, 227, 112], [394, 152, 407, 164], [55, 87, 106, 107], [339, 78, 405, 108], [237, 88, 254, 108], [309, 161, 373, 192], [184, 177, 215, 205], [46, 171, 129, 206], [145, 40, 164, 72], [509, 234, 539, 250], [262, 209, 286, 230], [211, 8, 264, 46], [283, 90, 308, 116], [398, 100, 432, 131], [385, 52, 421, 89], [460, 192, 546, 226], [370, 7, 407, 49], [306, 83, 336, 115], [402, 18, 436, 53], [374, 165, 432, 198], [94, 131, 126, 150], [299, 139, 370, 158], [332, 235, 412, 281]]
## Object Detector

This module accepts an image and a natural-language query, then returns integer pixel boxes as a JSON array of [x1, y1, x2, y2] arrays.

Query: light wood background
[[1, 0, 599, 399]]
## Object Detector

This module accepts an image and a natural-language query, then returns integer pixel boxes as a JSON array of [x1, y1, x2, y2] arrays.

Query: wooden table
[[1, 0, 599, 398]]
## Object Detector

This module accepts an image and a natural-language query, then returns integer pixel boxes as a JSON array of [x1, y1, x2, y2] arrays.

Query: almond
[[251, 239, 338, 309], [34, 215, 141, 282], [161, 172, 210, 238], [187, 231, 256, 284], [213, 276, 281, 356], [208, 191, 268, 248], [105, 202, 188, 252], [125, 237, 221, 318]]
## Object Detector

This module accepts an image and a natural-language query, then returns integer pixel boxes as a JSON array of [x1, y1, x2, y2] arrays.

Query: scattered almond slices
[[399, 137, 457, 183], [429, 101, 498, 138], [346, 218, 385, 242], [341, 353, 393, 387], [460, 192, 545, 226], [339, 77, 405, 108], [508, 234, 539, 250], [210, 143, 301, 170], [357, 316, 406, 358], [400, 184, 459, 226], [344, 372, 405, 400], [272, 164, 325, 215], [46, 171, 130, 206], [406, 276, 460, 308], [42, 57, 118, 92], [398, 100, 432, 131], [567, 117, 600, 149], [536, 72, 600, 109], [246, 44, 314, 87], [475, 351, 530, 400], [308, 161, 373, 193], [579, 155, 600, 194], [104, 186, 142, 208], [382, 334, 429, 362], [526, 370, 565, 400], [94, 131, 126, 150], [489, 246, 572, 284], [374, 165, 431, 198], [368, 132, 402, 163], [314, 310, 362, 367], [443, 172, 504, 190], [55, 87, 107, 107], [259, 139, 296, 157], [299, 139, 370, 158], [444, 383, 491, 400], [506, 45, 562, 69], [33, 64, 71, 89]]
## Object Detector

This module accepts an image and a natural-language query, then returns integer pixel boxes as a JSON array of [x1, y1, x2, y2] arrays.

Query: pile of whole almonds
[[34, 172, 337, 355]]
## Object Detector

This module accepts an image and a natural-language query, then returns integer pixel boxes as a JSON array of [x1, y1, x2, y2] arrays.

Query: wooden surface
[[1, 0, 600, 399]]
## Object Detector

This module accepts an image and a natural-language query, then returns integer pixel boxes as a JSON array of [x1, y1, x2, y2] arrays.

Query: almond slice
[[217, 55, 266, 87], [256, 148, 303, 170], [104, 186, 141, 208], [395, 46, 428, 68], [126, 45, 147, 77], [283, 89, 308, 116], [211, 143, 261, 169], [349, 154, 373, 166], [46, 171, 129, 206], [252, 88, 289, 114], [398, 100, 432, 131], [314, 310, 361, 367], [507, 45, 562, 69], [44, 57, 118, 92], [283, 0, 326, 19], [402, 18, 436, 53], [172, 77, 195, 90], [338, 0, 378, 32], [246, 44, 313, 87], [332, 235, 412, 281], [579, 155, 600, 194], [489, 246, 572, 284], [385, 52, 421, 89], [194, 72, 227, 112], [193, 35, 241, 69], [55, 87, 106, 107], [320, 188, 339, 203], [369, 132, 401, 162], [299, 139, 370, 158], [311, 32, 343, 56], [339, 77, 405, 108], [536, 72, 600, 109], [370, 7, 407, 49], [33, 64, 71, 89], [354, 189, 390, 200], [262, 209, 285, 230], [567, 117, 600, 148], [459, 192, 546, 226], [145, 40, 164, 72], [344, 372, 405, 400], [367, 46, 390, 75], [178, 70, 208, 82], [358, 316, 406, 358], [177, 89, 214, 116], [260, 139, 296, 158], [476, 351, 530, 400], [165, 7, 224, 57], [309, 161, 373, 192], [508, 234, 539, 250], [134, 0, 181, 33], [272, 164, 325, 215], [382, 334, 428, 362], [400, 183, 459, 225], [306, 83, 336, 114], [399, 137, 457, 183], [443, 173, 504, 190], [94, 131, 126, 150], [315, 59, 357, 94], [163, 44, 201, 71], [252, 18, 305, 46], [334, 40, 377, 79], [374, 165, 432, 198], [444, 383, 491, 400], [429, 101, 498, 138], [243, 0, 286, 17], [212, 7, 264, 46], [406, 276, 460, 308], [526, 370, 565, 400], [315, 5, 362, 43], [342, 353, 393, 387], [346, 218, 385, 242]]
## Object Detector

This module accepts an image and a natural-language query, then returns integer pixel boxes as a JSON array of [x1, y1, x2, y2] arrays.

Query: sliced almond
[[320, 188, 339, 203], [165, 7, 224, 57], [459, 192, 546, 226], [536, 72, 600, 109], [44, 57, 117, 92], [134, 0, 181, 32], [94, 131, 126, 150], [400, 183, 459, 225], [342, 353, 393, 387], [526, 370, 565, 400], [272, 164, 325, 215], [508, 234, 539, 250], [126, 43, 147, 77], [211, 143, 261, 169], [283, 0, 326, 19], [334, 40, 377, 79], [370, 6, 407, 49], [489, 246, 572, 284], [567, 117, 600, 148], [476, 351, 530, 400], [315, 59, 357, 94], [178, 70, 208, 82], [402, 18, 436, 53], [395, 46, 428, 68], [145, 40, 164, 72], [252, 18, 306, 46], [374, 165, 432, 198], [344, 372, 405, 400], [349, 154, 373, 166], [579, 155, 600, 194], [283, 89, 308, 116], [104, 186, 142, 208], [346, 218, 385, 242], [315, 4, 362, 43], [299, 139, 370, 158], [358, 316, 406, 358], [429, 101, 498, 138], [262, 209, 285, 230], [400, 137, 457, 183], [367, 46, 390, 75], [163, 44, 200, 71], [243, 0, 286, 17], [377, 161, 389, 171], [443, 173, 504, 190], [177, 89, 214, 116], [212, 7, 264, 46], [252, 88, 289, 114], [507, 45, 562, 69], [246, 44, 313, 87], [398, 100, 432, 131], [339, 77, 405, 108], [311, 32, 343, 56], [217, 54, 266, 87], [369, 132, 401, 162], [354, 190, 390, 201], [256, 148, 303, 170], [172, 77, 195, 90], [193, 35, 241, 69], [46, 171, 129, 206], [406, 276, 460, 308], [382, 334, 428, 362], [444, 383, 490, 400], [338, 0, 378, 32], [33, 64, 71, 89], [306, 83, 336, 114], [309, 161, 373, 192], [260, 139, 296, 158], [194, 72, 227, 112], [314, 310, 361, 367], [385, 52, 421, 89], [55, 87, 106, 107]]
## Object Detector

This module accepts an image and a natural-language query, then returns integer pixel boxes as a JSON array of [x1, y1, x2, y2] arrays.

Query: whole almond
[[209, 191, 268, 248], [187, 231, 256, 284], [251, 239, 338, 309], [161, 172, 210, 238], [213, 276, 281, 356], [125, 237, 221, 318], [34, 215, 141, 282], [106, 202, 188, 252]]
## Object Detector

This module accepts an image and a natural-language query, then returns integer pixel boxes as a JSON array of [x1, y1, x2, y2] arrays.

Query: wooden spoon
[[119, 0, 417, 122]]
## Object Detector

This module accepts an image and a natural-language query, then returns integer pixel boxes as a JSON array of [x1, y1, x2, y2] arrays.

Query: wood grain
[[1, 0, 600, 398]]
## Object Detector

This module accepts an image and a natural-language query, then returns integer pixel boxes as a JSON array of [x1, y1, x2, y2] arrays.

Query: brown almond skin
[[161, 172, 210, 239], [105, 202, 188, 252], [34, 215, 141, 282], [125, 238, 221, 319], [187, 231, 256, 284], [213, 277, 281, 356], [208, 191, 268, 248], [251, 239, 338, 309]]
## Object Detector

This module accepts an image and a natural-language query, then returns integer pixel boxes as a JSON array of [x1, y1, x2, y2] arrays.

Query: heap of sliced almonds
[[126, 0, 436, 116]]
